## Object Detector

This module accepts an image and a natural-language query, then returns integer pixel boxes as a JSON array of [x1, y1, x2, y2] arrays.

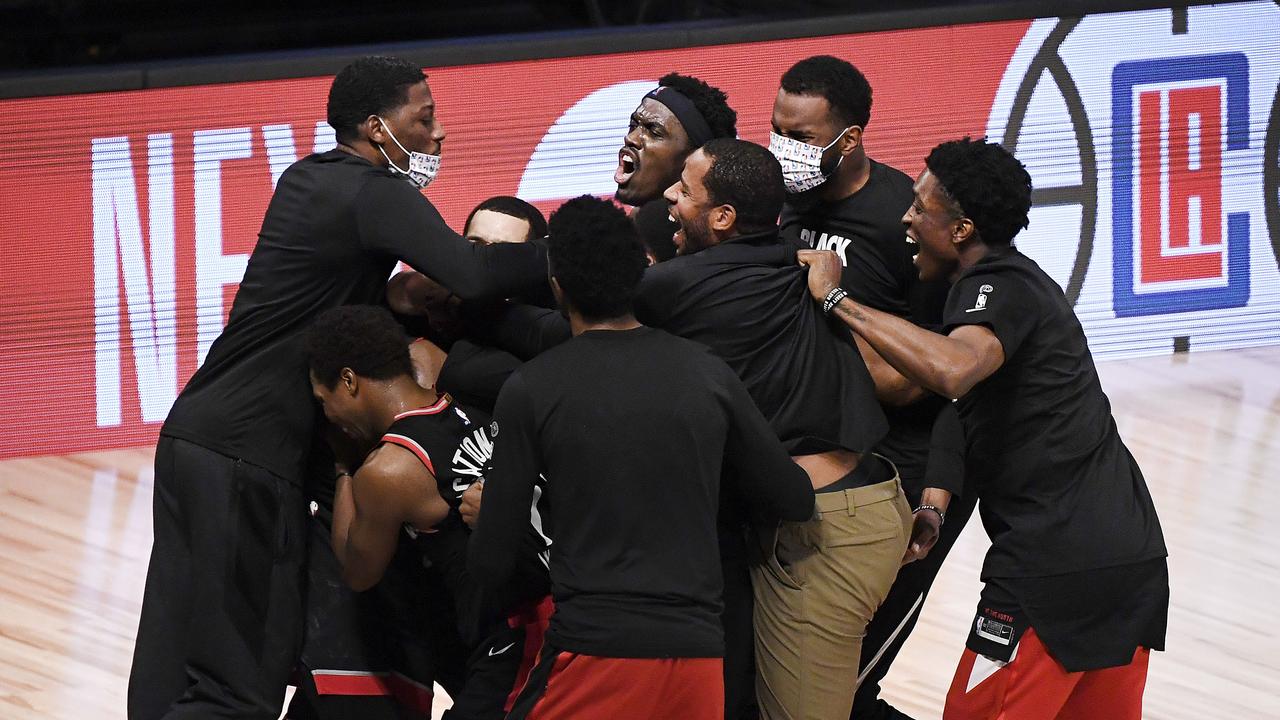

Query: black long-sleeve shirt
[[468, 326, 814, 658], [162, 149, 547, 482]]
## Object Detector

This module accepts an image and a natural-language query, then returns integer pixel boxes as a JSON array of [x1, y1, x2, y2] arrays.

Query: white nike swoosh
[[488, 642, 516, 657]]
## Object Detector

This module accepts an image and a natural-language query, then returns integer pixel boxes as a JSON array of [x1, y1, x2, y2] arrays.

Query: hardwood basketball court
[[2, 345, 1278, 719]]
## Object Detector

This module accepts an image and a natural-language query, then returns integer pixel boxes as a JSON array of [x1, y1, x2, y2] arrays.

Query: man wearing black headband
[[770, 55, 971, 720], [799, 137, 1167, 720], [616, 73, 737, 262]]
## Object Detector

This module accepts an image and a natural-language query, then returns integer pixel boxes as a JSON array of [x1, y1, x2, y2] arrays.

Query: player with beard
[[615, 73, 738, 260], [651, 138, 909, 720], [468, 196, 815, 720], [127, 55, 548, 720], [769, 55, 972, 720], [304, 305, 551, 720], [798, 137, 1168, 720]]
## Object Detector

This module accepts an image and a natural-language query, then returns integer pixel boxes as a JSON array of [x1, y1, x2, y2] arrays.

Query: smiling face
[[615, 97, 693, 207], [903, 170, 966, 282], [662, 149, 718, 256], [374, 80, 446, 167]]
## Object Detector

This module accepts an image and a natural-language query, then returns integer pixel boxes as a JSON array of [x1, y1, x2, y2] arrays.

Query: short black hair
[[925, 137, 1033, 247], [464, 196, 548, 241], [327, 56, 425, 144], [633, 198, 678, 263], [305, 305, 414, 388], [780, 55, 873, 129], [547, 196, 648, 321], [700, 138, 785, 233], [658, 72, 738, 141]]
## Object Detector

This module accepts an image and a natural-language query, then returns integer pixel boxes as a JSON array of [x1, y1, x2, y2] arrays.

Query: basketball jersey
[[379, 394, 550, 647]]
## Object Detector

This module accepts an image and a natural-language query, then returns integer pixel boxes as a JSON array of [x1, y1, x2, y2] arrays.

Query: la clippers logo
[[987, 2, 1280, 357], [1111, 53, 1251, 316]]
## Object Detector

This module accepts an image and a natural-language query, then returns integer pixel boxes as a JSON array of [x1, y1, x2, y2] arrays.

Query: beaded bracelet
[[914, 504, 946, 526]]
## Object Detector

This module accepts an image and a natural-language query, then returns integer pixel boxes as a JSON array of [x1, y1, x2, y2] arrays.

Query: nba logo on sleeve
[[1111, 53, 1251, 317]]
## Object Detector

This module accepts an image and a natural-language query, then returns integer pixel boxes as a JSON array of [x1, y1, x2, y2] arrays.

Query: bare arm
[[799, 250, 1004, 399], [851, 333, 930, 407], [331, 446, 450, 591]]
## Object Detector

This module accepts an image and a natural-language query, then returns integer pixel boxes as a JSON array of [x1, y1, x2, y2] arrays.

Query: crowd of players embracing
[[125, 53, 1170, 720]]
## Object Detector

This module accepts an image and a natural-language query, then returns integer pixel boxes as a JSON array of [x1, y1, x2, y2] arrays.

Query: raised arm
[[798, 250, 1004, 400], [357, 178, 547, 302]]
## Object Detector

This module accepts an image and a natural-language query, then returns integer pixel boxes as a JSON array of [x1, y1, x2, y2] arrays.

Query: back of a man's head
[[700, 138, 786, 233], [780, 55, 873, 129], [327, 56, 425, 145], [305, 304, 413, 387], [925, 137, 1032, 247], [547, 196, 649, 322], [657, 72, 739, 141]]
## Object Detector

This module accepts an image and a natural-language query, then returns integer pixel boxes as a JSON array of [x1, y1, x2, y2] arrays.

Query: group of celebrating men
[[126, 51, 1169, 720]]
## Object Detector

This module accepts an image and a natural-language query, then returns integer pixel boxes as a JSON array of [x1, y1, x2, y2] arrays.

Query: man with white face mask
[[770, 55, 972, 720], [128, 56, 548, 720]]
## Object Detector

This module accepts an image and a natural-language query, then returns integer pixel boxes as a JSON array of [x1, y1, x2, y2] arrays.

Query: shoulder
[[358, 442, 435, 493], [869, 159, 915, 193]]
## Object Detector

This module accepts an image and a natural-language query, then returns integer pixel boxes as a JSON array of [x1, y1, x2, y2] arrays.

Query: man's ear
[[362, 115, 386, 145], [952, 217, 977, 246], [839, 126, 864, 157], [549, 275, 569, 312], [710, 204, 737, 233], [340, 367, 359, 397]]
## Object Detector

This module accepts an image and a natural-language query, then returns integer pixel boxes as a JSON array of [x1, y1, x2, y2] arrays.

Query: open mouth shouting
[[615, 147, 639, 187]]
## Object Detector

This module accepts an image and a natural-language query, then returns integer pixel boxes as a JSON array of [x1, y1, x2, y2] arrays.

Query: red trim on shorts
[[505, 595, 556, 711], [522, 653, 723, 720], [310, 670, 433, 715], [381, 434, 436, 475]]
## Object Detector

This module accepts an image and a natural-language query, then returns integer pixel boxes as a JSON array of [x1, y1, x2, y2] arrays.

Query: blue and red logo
[[1112, 52, 1251, 316]]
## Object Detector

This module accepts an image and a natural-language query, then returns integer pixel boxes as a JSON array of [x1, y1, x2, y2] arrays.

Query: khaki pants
[[751, 473, 912, 720]]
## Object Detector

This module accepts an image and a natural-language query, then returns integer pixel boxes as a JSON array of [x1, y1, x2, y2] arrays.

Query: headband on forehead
[[644, 85, 714, 149]]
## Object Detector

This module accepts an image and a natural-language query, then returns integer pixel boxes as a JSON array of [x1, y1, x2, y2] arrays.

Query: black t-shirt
[[780, 160, 958, 495], [943, 248, 1167, 579], [467, 326, 815, 659], [161, 150, 547, 482], [780, 159, 949, 326], [382, 396, 549, 647], [636, 229, 887, 456]]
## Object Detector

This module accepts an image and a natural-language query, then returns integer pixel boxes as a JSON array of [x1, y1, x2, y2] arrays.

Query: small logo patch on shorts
[[975, 616, 1014, 646]]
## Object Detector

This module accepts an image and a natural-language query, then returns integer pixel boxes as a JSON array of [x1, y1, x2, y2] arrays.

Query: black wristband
[[822, 287, 850, 315]]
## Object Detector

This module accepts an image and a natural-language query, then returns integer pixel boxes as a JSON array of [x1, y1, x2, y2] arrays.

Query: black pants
[[849, 488, 977, 720], [128, 436, 307, 720]]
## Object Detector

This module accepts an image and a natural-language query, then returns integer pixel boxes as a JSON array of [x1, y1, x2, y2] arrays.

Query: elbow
[[783, 473, 817, 522], [928, 359, 979, 401], [448, 279, 498, 304], [343, 568, 380, 593], [935, 370, 978, 400], [783, 496, 817, 522]]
